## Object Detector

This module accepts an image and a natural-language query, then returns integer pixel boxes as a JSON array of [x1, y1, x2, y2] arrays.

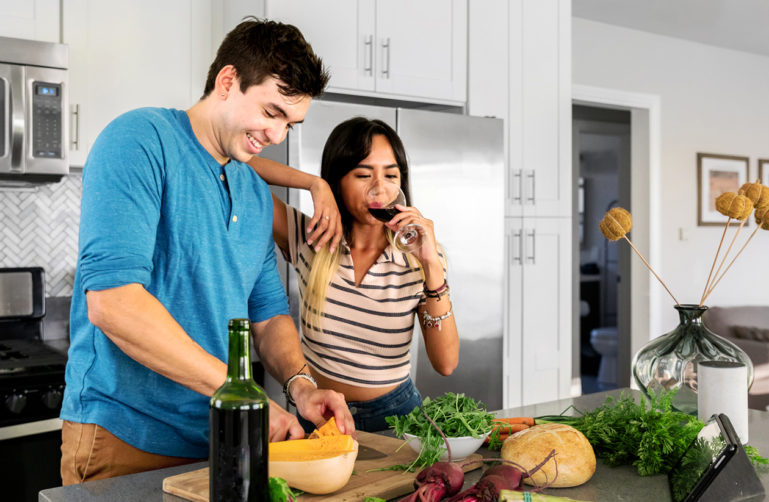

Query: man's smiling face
[[217, 74, 310, 164]]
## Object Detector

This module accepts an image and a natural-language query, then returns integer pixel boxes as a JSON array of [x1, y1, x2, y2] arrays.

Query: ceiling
[[573, 0, 769, 58]]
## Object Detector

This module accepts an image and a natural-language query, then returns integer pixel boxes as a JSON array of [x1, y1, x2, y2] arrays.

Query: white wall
[[573, 18, 769, 333]]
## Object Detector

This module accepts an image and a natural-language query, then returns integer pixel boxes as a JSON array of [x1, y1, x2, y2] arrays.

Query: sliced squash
[[269, 434, 358, 494], [308, 416, 342, 438]]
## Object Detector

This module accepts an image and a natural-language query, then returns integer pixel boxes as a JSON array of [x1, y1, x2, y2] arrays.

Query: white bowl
[[403, 432, 490, 461]]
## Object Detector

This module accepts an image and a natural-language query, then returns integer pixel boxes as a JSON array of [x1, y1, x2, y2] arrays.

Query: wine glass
[[364, 181, 423, 252]]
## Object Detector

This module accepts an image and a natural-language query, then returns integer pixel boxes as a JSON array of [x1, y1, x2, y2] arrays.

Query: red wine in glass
[[368, 206, 400, 222]]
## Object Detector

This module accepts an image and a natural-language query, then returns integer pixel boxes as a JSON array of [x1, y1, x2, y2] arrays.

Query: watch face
[[669, 418, 735, 502]]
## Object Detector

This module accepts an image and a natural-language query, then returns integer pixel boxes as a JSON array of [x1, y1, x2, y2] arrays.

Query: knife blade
[[356, 443, 387, 460]]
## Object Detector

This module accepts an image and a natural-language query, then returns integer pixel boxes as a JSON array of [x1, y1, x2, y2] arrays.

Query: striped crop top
[[284, 205, 447, 388]]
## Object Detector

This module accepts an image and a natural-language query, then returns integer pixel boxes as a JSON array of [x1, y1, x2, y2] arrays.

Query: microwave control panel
[[31, 81, 62, 159]]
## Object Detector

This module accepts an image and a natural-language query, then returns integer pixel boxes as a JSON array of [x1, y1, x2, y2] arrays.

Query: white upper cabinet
[[265, 0, 467, 104], [63, 0, 212, 166], [507, 0, 571, 218], [0, 0, 59, 42]]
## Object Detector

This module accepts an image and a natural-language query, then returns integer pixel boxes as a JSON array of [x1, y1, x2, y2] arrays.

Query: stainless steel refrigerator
[[262, 100, 505, 410]]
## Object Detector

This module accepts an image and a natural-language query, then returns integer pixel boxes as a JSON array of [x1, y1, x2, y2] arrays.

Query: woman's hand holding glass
[[363, 180, 441, 266]]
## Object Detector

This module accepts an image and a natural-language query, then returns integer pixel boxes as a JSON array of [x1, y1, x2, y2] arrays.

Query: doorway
[[573, 104, 630, 394]]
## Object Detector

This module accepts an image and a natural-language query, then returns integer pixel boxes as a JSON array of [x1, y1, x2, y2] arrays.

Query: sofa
[[703, 306, 769, 410]]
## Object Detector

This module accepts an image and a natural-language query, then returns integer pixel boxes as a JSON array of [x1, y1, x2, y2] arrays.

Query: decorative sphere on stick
[[715, 192, 753, 220], [600, 207, 632, 241], [755, 206, 769, 230], [739, 182, 769, 210]]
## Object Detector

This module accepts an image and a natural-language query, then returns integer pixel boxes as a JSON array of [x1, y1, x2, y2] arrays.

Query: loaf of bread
[[500, 423, 596, 488]]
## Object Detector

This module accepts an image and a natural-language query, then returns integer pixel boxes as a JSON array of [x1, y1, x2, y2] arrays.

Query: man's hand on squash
[[269, 399, 306, 442], [292, 380, 356, 439]]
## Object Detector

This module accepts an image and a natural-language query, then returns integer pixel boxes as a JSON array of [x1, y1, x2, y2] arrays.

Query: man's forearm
[[87, 283, 226, 396], [250, 315, 308, 386]]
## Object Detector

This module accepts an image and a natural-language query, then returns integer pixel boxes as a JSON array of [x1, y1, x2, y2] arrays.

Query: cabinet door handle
[[526, 229, 536, 264], [509, 229, 522, 266], [364, 35, 373, 75], [381, 37, 390, 78], [527, 171, 536, 204], [511, 170, 522, 204], [71, 104, 80, 150]]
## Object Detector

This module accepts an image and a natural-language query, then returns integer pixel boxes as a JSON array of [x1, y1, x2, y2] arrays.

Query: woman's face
[[339, 134, 402, 225]]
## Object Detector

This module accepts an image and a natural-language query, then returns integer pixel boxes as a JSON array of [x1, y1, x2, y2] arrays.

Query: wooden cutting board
[[162, 431, 482, 501]]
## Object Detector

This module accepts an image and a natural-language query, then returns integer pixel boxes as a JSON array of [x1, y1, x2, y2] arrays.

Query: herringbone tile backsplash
[[0, 176, 81, 297]]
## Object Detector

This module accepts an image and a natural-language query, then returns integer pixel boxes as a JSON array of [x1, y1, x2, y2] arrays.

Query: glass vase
[[632, 304, 754, 415]]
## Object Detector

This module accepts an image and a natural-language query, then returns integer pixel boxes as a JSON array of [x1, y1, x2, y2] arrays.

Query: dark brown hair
[[320, 117, 411, 241], [203, 17, 328, 98]]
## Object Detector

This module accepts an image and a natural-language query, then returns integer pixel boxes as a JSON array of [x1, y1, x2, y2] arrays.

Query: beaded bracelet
[[282, 364, 318, 407], [421, 306, 453, 331], [424, 280, 450, 301]]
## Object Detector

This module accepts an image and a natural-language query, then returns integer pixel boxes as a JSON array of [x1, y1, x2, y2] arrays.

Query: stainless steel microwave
[[0, 36, 68, 181]]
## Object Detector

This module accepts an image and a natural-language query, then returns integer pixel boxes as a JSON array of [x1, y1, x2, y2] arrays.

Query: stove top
[[0, 338, 67, 427], [0, 339, 67, 374]]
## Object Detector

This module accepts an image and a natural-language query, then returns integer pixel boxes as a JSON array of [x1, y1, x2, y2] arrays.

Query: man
[[60, 18, 353, 484]]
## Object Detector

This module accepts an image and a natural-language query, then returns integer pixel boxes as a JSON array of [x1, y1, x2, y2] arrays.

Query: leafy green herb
[[385, 392, 494, 471], [268, 477, 302, 502], [364, 498, 387, 502], [536, 389, 768, 477], [486, 426, 505, 451]]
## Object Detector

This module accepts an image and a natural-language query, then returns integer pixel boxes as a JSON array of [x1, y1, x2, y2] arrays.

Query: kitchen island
[[40, 389, 769, 501]]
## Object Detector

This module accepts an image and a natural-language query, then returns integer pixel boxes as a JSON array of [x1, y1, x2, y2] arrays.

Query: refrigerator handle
[[526, 170, 536, 204], [381, 37, 391, 78], [526, 229, 536, 265], [9, 66, 24, 172], [511, 170, 522, 204], [364, 35, 373, 76], [70, 103, 80, 150]]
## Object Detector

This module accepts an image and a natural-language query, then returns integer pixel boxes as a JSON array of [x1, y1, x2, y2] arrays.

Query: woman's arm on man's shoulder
[[248, 156, 342, 252]]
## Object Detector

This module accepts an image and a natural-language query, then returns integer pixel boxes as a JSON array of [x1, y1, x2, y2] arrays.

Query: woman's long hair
[[302, 117, 413, 329]]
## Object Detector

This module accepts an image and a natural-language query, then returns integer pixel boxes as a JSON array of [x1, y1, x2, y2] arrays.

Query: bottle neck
[[226, 327, 253, 382]]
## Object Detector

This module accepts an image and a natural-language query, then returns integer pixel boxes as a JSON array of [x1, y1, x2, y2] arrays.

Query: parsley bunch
[[538, 390, 706, 476], [385, 392, 494, 469]]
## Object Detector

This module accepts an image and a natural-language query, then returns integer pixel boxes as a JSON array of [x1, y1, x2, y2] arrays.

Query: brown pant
[[60, 420, 204, 485]]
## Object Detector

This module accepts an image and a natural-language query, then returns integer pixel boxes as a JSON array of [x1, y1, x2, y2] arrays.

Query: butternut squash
[[308, 416, 341, 438], [269, 431, 358, 494]]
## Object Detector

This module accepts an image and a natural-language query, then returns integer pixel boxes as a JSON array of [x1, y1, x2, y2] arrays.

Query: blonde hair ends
[[300, 230, 425, 331]]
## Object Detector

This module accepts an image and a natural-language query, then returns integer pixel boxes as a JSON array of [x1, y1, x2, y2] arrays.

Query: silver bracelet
[[282, 372, 317, 407], [421, 308, 453, 331]]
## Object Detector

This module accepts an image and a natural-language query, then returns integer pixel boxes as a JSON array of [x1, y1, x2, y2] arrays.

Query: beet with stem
[[399, 461, 465, 502]]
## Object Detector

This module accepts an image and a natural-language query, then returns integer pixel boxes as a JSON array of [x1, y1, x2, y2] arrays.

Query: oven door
[[0, 419, 62, 502], [0, 62, 25, 175]]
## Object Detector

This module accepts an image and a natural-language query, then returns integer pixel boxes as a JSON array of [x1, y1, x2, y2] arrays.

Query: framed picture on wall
[[697, 153, 749, 226], [760, 159, 769, 186]]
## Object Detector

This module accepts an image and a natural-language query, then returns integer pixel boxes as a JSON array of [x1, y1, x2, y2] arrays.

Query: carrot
[[492, 417, 535, 426], [484, 422, 530, 444]]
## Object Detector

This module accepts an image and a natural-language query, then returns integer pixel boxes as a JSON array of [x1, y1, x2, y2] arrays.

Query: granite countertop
[[39, 389, 769, 502]]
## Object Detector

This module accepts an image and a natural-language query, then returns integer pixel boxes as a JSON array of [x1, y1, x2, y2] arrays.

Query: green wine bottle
[[210, 318, 269, 502]]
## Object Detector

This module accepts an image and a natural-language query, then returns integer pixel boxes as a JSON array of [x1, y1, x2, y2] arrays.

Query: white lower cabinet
[[63, 0, 213, 166], [504, 216, 572, 408]]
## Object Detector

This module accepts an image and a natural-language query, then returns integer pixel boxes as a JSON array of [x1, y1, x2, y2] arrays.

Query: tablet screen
[[669, 419, 731, 502]]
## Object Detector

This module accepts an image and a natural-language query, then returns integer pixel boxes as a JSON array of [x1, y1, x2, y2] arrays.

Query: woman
[[251, 117, 458, 432]]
